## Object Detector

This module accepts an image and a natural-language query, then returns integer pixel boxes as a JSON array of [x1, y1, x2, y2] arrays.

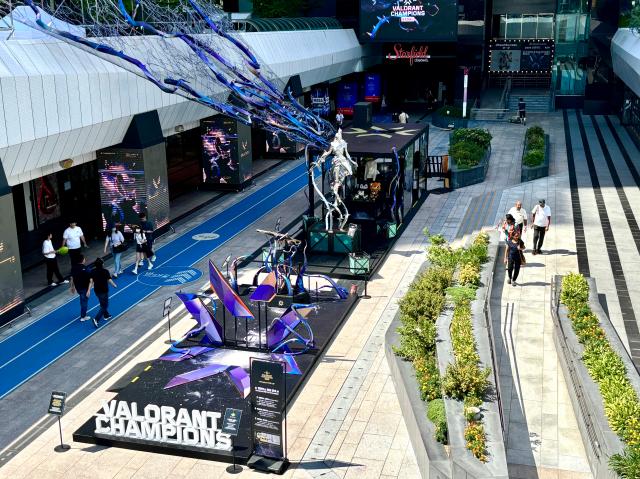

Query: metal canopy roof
[[232, 17, 343, 32]]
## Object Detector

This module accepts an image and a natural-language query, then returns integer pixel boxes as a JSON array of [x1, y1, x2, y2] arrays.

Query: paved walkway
[[0, 113, 604, 479]]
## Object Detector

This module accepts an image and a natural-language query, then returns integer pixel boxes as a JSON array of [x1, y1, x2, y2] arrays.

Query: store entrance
[[166, 129, 202, 201]]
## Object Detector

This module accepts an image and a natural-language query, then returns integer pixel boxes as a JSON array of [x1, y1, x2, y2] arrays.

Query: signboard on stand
[[249, 359, 287, 466]]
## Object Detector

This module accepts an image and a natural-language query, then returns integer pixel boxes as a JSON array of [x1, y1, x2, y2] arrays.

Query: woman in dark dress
[[503, 230, 526, 286]]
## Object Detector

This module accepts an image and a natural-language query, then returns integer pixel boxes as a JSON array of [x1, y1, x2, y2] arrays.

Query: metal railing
[[484, 267, 505, 436], [470, 108, 510, 121]]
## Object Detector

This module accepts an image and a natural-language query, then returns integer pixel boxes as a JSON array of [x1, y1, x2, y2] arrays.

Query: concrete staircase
[[507, 89, 552, 113]]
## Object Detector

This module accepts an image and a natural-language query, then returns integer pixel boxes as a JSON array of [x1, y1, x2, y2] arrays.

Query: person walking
[[501, 214, 517, 243], [398, 111, 409, 124], [42, 232, 68, 287], [518, 97, 526, 125], [62, 220, 88, 266], [70, 254, 91, 322], [104, 225, 125, 278], [531, 199, 551, 255], [132, 225, 153, 274], [139, 213, 156, 263], [89, 258, 117, 328], [336, 111, 344, 129], [504, 230, 526, 286], [507, 200, 528, 235]]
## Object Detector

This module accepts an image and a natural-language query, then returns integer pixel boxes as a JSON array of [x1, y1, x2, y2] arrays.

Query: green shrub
[[427, 244, 460, 269], [451, 128, 493, 149], [610, 446, 640, 478], [464, 422, 487, 462], [459, 263, 481, 287], [450, 301, 480, 366], [525, 125, 544, 140], [442, 362, 490, 400], [473, 232, 490, 247], [450, 141, 486, 170], [527, 135, 545, 150], [427, 399, 448, 444], [523, 149, 545, 167], [415, 355, 442, 401], [560, 273, 589, 309], [429, 234, 447, 246], [446, 285, 478, 304]]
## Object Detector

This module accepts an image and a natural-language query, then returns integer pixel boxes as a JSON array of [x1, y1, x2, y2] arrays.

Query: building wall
[[0, 29, 364, 186]]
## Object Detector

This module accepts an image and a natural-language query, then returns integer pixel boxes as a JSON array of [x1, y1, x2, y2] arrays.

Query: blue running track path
[[0, 162, 309, 399]]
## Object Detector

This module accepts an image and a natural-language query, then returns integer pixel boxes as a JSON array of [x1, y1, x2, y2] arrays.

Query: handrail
[[499, 77, 512, 110], [484, 266, 505, 436]]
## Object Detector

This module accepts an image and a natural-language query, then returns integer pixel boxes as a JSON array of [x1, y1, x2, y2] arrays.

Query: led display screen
[[0, 194, 24, 324], [364, 74, 382, 102], [98, 150, 147, 232], [310, 87, 331, 117], [202, 117, 253, 186], [143, 143, 171, 230], [33, 173, 62, 225], [336, 82, 358, 116], [489, 40, 554, 73], [360, 0, 458, 43]]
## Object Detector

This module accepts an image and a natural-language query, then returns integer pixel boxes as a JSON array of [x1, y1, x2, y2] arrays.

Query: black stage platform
[[73, 287, 359, 463]]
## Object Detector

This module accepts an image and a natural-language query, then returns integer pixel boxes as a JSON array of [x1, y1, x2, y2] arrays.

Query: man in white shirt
[[398, 111, 409, 124], [62, 221, 88, 265], [336, 112, 344, 128], [507, 200, 528, 234], [531, 199, 551, 255]]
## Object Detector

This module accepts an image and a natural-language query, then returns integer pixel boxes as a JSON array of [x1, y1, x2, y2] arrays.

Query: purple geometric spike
[[267, 310, 301, 348], [164, 363, 228, 389], [209, 260, 254, 318], [176, 292, 223, 344], [227, 366, 251, 398], [250, 271, 277, 302], [159, 346, 214, 362], [272, 352, 302, 375]]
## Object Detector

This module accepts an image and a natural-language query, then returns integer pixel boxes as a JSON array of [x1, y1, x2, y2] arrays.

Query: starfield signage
[[94, 400, 232, 451], [386, 44, 430, 65]]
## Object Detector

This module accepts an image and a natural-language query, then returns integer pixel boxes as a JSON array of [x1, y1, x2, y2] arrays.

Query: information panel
[[364, 74, 382, 103], [250, 359, 285, 460], [489, 39, 554, 74], [360, 0, 458, 43], [0, 194, 24, 324]]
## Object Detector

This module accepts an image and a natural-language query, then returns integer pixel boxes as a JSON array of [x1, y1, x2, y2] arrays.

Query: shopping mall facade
[[0, 0, 638, 324]]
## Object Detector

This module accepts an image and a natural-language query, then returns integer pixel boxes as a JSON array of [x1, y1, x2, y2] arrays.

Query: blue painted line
[[0, 162, 310, 399]]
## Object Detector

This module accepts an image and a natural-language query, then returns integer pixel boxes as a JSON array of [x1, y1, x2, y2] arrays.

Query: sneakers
[[138, 260, 144, 266], [147, 263, 154, 270], [113, 273, 118, 278], [49, 282, 58, 287], [132, 267, 138, 275], [60, 279, 69, 284], [104, 314, 112, 320], [151, 255, 157, 262], [80, 316, 91, 322], [512, 281, 517, 287], [92, 317, 99, 328], [507, 279, 511, 285]]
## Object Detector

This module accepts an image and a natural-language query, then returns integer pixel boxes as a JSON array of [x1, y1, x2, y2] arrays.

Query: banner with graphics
[[364, 74, 382, 102], [489, 40, 554, 73], [202, 116, 253, 187], [336, 82, 358, 116], [360, 0, 458, 43]]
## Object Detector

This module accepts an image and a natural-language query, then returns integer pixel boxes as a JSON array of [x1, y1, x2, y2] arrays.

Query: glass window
[[522, 15, 538, 38]]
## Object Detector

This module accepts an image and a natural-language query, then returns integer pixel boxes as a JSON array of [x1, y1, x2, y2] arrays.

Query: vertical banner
[[310, 87, 331, 117], [202, 116, 253, 187], [364, 74, 382, 103], [143, 144, 171, 230], [336, 81, 358, 117], [250, 359, 286, 460], [33, 173, 61, 226], [98, 150, 147, 232]]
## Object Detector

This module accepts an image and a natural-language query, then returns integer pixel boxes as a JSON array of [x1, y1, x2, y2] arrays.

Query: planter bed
[[450, 145, 491, 189], [551, 275, 640, 478], [435, 232, 508, 479], [432, 113, 469, 130], [521, 134, 549, 182]]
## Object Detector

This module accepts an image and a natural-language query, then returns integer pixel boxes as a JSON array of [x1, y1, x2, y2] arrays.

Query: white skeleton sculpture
[[310, 130, 358, 231]]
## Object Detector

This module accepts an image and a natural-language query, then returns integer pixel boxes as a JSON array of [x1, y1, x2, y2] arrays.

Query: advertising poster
[[98, 150, 147, 233], [336, 82, 358, 116], [0, 194, 24, 324], [250, 359, 285, 460], [33, 174, 61, 225], [202, 117, 253, 187], [490, 40, 554, 73], [143, 144, 171, 230], [364, 74, 382, 103], [265, 131, 302, 157], [311, 87, 331, 117], [360, 0, 458, 43]]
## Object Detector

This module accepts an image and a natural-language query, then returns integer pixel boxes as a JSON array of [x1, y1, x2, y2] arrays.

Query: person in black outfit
[[518, 98, 526, 125], [139, 213, 156, 263], [70, 254, 92, 322], [504, 230, 525, 286], [89, 258, 117, 328]]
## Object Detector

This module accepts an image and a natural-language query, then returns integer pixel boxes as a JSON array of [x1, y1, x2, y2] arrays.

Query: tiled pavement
[[0, 113, 615, 479]]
